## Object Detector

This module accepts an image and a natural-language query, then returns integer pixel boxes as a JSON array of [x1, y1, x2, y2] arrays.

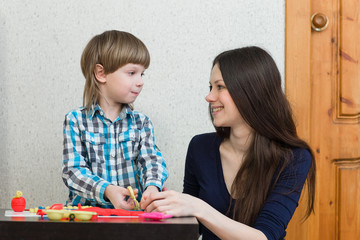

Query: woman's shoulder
[[291, 147, 312, 162], [187, 133, 222, 158], [288, 147, 312, 173], [190, 132, 220, 146], [186, 132, 221, 167]]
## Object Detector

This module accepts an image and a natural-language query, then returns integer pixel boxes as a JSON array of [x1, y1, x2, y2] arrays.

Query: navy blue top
[[183, 133, 311, 240]]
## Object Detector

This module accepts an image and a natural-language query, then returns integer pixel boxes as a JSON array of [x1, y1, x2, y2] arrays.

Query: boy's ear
[[94, 64, 107, 83]]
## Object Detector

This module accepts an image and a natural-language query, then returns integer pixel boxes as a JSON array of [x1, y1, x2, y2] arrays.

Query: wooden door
[[285, 0, 360, 239]]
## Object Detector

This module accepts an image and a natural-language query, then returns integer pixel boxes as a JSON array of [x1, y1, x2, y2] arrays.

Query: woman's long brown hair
[[212, 47, 315, 226]]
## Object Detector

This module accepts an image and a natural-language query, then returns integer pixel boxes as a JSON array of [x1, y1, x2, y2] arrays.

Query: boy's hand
[[104, 185, 138, 210], [140, 185, 160, 209]]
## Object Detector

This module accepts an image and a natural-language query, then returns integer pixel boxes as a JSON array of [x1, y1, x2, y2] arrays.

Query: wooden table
[[0, 209, 199, 240]]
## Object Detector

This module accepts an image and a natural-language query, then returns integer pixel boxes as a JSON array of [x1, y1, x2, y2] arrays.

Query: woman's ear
[[94, 64, 106, 83]]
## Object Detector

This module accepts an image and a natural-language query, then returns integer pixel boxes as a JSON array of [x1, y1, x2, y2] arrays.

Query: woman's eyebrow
[[209, 79, 224, 84]]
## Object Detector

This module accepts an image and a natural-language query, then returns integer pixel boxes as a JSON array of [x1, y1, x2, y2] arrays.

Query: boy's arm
[[136, 117, 168, 191], [62, 113, 110, 205]]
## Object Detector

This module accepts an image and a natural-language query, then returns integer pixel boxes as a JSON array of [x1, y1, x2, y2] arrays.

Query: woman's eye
[[209, 85, 213, 91], [217, 85, 225, 90]]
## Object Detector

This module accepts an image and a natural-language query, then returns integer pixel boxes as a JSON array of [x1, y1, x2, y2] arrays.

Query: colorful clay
[[127, 186, 141, 210], [11, 191, 26, 212]]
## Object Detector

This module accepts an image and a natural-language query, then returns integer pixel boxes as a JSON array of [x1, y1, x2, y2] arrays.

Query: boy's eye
[[141, 72, 145, 77], [209, 85, 213, 91], [129, 71, 135, 75]]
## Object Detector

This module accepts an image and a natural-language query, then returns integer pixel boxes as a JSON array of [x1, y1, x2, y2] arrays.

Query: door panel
[[335, 160, 360, 239], [339, 0, 360, 118], [285, 0, 360, 239]]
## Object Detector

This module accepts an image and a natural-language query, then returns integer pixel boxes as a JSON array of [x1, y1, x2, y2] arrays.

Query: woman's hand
[[141, 190, 201, 217], [104, 185, 138, 210], [142, 190, 267, 240]]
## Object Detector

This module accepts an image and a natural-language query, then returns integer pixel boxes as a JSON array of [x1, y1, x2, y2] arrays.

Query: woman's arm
[[143, 190, 267, 240], [141, 149, 311, 240]]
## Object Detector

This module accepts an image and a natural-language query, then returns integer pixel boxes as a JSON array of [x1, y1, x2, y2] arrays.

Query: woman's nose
[[205, 90, 216, 102]]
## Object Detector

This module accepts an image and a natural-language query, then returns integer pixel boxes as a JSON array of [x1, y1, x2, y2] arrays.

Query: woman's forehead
[[209, 65, 224, 83]]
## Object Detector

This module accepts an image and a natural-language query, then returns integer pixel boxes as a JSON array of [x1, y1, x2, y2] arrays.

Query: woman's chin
[[213, 121, 226, 128]]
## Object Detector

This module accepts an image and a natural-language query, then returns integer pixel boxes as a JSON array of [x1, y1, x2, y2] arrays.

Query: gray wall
[[0, 0, 284, 208]]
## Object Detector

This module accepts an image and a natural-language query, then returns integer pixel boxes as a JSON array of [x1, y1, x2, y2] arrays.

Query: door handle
[[311, 12, 329, 32]]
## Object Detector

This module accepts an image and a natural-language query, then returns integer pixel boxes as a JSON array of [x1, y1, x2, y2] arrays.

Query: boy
[[62, 30, 168, 209]]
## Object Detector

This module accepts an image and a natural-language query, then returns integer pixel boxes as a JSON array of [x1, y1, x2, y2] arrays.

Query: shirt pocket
[[118, 129, 141, 162], [80, 131, 106, 163]]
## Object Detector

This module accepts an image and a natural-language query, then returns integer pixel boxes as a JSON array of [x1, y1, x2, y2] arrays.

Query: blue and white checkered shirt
[[62, 104, 168, 207]]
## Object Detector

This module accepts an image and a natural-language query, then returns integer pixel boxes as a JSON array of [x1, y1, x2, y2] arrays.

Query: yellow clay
[[14, 191, 22, 198], [46, 209, 96, 221], [127, 186, 141, 210]]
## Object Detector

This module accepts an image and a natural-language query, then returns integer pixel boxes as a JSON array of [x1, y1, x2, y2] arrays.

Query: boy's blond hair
[[81, 30, 150, 112]]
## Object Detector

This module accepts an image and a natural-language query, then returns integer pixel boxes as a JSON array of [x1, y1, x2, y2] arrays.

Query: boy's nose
[[136, 77, 144, 87]]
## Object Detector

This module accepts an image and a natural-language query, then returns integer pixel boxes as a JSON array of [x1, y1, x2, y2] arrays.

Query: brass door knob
[[311, 12, 329, 31]]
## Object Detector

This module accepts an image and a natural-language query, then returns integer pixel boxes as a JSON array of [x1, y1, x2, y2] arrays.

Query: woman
[[141, 47, 315, 240]]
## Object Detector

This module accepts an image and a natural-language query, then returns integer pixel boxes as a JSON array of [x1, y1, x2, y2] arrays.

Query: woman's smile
[[211, 106, 224, 115]]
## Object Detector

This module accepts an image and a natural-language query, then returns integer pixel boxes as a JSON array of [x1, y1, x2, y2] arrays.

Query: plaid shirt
[[62, 104, 168, 207]]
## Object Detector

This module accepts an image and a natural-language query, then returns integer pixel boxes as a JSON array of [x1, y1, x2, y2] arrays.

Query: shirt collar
[[119, 104, 135, 121], [87, 103, 134, 121]]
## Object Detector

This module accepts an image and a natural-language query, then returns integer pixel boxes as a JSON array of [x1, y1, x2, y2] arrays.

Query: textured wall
[[0, 0, 284, 208]]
